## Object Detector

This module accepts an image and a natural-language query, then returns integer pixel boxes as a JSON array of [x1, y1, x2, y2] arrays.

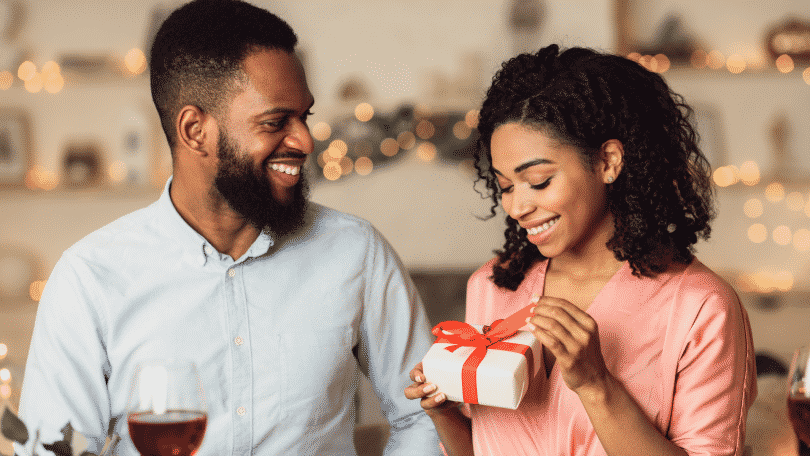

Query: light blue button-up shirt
[[19, 179, 440, 455]]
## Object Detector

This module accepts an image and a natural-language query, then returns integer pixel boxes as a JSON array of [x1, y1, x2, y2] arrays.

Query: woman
[[405, 44, 756, 456]]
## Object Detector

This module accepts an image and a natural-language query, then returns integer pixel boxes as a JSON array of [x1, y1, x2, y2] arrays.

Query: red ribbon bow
[[431, 307, 536, 404]]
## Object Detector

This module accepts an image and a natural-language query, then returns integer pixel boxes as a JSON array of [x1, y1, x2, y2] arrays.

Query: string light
[[416, 142, 437, 161]]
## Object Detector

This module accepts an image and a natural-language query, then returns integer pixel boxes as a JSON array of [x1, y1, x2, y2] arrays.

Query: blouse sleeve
[[666, 277, 757, 456]]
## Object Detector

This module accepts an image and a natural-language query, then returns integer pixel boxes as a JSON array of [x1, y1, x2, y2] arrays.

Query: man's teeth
[[526, 217, 558, 236], [269, 163, 300, 175]]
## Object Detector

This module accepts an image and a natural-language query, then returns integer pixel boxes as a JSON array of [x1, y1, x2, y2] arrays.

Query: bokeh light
[[0, 71, 13, 90], [465, 110, 479, 129], [29, 280, 47, 301], [323, 161, 341, 181], [355, 156, 373, 175], [775, 54, 794, 73], [354, 102, 374, 122], [803, 67, 810, 85], [453, 120, 472, 140], [108, 161, 128, 183], [397, 131, 415, 150], [773, 225, 792, 246], [743, 198, 764, 218], [327, 139, 348, 159], [707, 50, 725, 70], [0, 368, 10, 383], [17, 61, 36, 81], [0, 343, 7, 359], [712, 166, 737, 187], [339, 156, 353, 175], [380, 137, 399, 157], [125, 48, 147, 75], [738, 161, 760, 186], [726, 54, 746, 74], [416, 142, 437, 161], [786, 192, 804, 212], [794, 228, 810, 252], [24, 72, 43, 93], [764, 182, 785, 203], [415, 119, 435, 140], [690, 49, 708, 69], [748, 224, 767, 243], [311, 122, 331, 142]]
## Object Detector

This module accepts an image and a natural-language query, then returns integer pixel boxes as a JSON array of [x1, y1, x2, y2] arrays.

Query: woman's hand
[[404, 362, 459, 417], [526, 296, 611, 396]]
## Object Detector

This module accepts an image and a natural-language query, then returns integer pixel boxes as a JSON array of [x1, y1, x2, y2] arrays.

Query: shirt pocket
[[280, 326, 355, 426]]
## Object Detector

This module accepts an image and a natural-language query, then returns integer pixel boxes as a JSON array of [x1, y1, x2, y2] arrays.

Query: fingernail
[[423, 383, 437, 394], [436, 393, 446, 402], [530, 294, 540, 303], [415, 374, 423, 383]]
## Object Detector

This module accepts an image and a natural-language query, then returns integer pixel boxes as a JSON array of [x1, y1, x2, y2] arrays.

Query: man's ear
[[599, 139, 624, 184], [176, 105, 216, 157]]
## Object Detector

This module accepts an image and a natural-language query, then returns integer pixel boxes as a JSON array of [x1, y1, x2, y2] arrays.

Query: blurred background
[[0, 0, 809, 455]]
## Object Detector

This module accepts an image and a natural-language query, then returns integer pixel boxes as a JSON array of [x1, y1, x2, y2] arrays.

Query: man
[[18, 1, 440, 454]]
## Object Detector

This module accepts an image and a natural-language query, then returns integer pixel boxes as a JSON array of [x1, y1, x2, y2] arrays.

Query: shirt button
[[234, 336, 244, 346], [237, 406, 246, 416], [204, 245, 214, 255], [228, 268, 235, 277]]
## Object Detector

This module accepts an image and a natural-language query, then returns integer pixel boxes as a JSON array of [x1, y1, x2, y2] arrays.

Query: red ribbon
[[431, 304, 536, 404]]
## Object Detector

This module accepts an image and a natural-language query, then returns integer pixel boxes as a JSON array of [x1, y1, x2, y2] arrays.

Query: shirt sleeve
[[355, 226, 441, 456], [17, 254, 112, 455], [667, 281, 757, 456]]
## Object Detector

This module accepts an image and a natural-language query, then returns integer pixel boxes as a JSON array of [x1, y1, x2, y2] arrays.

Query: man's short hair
[[149, 0, 298, 150]]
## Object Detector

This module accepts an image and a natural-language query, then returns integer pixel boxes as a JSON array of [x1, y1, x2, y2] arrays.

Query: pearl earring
[[607, 176, 614, 183]]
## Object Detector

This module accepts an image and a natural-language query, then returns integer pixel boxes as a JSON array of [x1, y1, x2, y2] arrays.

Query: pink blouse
[[464, 258, 757, 456]]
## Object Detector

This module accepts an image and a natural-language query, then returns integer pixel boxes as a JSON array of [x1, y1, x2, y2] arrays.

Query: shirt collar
[[156, 176, 275, 263]]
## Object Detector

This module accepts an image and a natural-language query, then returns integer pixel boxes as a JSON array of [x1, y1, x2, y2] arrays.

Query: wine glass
[[787, 346, 810, 449], [126, 360, 207, 456]]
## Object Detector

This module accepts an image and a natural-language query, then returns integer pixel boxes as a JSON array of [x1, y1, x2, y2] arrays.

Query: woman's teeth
[[270, 163, 300, 175], [526, 217, 558, 236]]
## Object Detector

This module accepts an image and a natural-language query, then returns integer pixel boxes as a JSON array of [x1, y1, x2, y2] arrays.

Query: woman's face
[[489, 122, 617, 259]]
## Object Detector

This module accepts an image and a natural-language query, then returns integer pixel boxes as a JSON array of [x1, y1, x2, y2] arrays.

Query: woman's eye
[[530, 178, 552, 190]]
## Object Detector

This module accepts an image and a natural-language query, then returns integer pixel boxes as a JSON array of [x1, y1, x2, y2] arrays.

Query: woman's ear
[[176, 105, 216, 157], [600, 139, 624, 184]]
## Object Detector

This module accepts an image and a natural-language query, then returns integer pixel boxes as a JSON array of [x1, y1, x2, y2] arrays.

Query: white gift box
[[421, 324, 542, 410]]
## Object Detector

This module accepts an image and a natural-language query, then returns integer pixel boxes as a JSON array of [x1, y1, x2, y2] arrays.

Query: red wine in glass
[[127, 360, 207, 456], [128, 410, 207, 456], [788, 346, 810, 448]]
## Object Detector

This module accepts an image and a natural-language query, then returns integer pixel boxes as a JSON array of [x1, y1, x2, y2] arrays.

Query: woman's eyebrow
[[492, 158, 554, 176]]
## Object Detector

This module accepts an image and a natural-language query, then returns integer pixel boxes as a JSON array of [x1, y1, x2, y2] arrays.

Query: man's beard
[[212, 129, 309, 238]]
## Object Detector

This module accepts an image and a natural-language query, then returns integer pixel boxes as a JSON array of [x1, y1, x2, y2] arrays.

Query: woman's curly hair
[[475, 44, 715, 291]]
